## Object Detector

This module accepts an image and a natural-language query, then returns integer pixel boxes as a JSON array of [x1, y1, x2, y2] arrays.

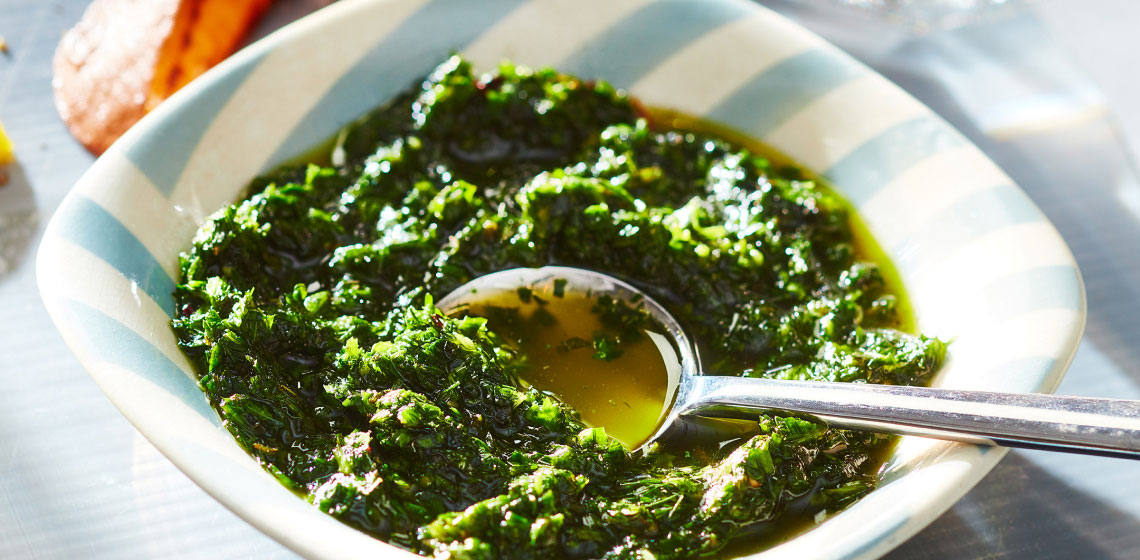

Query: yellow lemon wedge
[[0, 120, 13, 165]]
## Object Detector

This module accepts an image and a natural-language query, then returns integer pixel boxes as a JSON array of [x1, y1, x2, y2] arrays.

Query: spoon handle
[[680, 376, 1140, 459]]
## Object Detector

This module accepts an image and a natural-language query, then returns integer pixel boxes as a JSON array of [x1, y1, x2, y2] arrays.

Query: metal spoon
[[438, 266, 1140, 459]]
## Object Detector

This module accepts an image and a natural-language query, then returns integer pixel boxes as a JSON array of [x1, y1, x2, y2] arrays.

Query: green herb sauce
[[172, 56, 946, 559]]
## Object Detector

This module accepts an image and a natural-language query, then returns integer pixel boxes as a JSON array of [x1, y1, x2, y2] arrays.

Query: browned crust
[[53, 0, 274, 155]]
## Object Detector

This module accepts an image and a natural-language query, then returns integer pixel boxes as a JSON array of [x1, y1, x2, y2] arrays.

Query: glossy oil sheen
[[654, 109, 916, 334], [456, 286, 671, 448]]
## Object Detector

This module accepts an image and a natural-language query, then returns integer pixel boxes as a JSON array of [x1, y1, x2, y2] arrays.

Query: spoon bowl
[[437, 265, 694, 448]]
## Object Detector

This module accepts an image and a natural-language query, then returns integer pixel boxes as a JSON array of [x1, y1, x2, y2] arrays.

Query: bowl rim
[[36, 0, 1087, 558]]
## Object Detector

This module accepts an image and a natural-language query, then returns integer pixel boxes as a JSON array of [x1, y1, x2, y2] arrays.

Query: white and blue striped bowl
[[36, 0, 1085, 558]]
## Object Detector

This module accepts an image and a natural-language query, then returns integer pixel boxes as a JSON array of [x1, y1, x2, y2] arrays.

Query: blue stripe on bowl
[[124, 52, 268, 197], [64, 299, 218, 424], [826, 115, 965, 207], [53, 196, 176, 317], [984, 265, 1083, 317], [707, 49, 864, 139], [893, 184, 1042, 270], [558, 0, 751, 89], [263, 0, 525, 172]]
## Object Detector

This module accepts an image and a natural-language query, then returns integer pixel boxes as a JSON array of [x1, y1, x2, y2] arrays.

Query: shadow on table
[[0, 161, 40, 282], [246, 0, 337, 44], [887, 451, 1140, 559]]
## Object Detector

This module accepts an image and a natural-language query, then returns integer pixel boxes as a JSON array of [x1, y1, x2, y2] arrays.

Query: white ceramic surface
[[36, 0, 1085, 558]]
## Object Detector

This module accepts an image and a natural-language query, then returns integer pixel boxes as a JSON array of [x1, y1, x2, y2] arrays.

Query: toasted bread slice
[[54, 0, 273, 154]]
